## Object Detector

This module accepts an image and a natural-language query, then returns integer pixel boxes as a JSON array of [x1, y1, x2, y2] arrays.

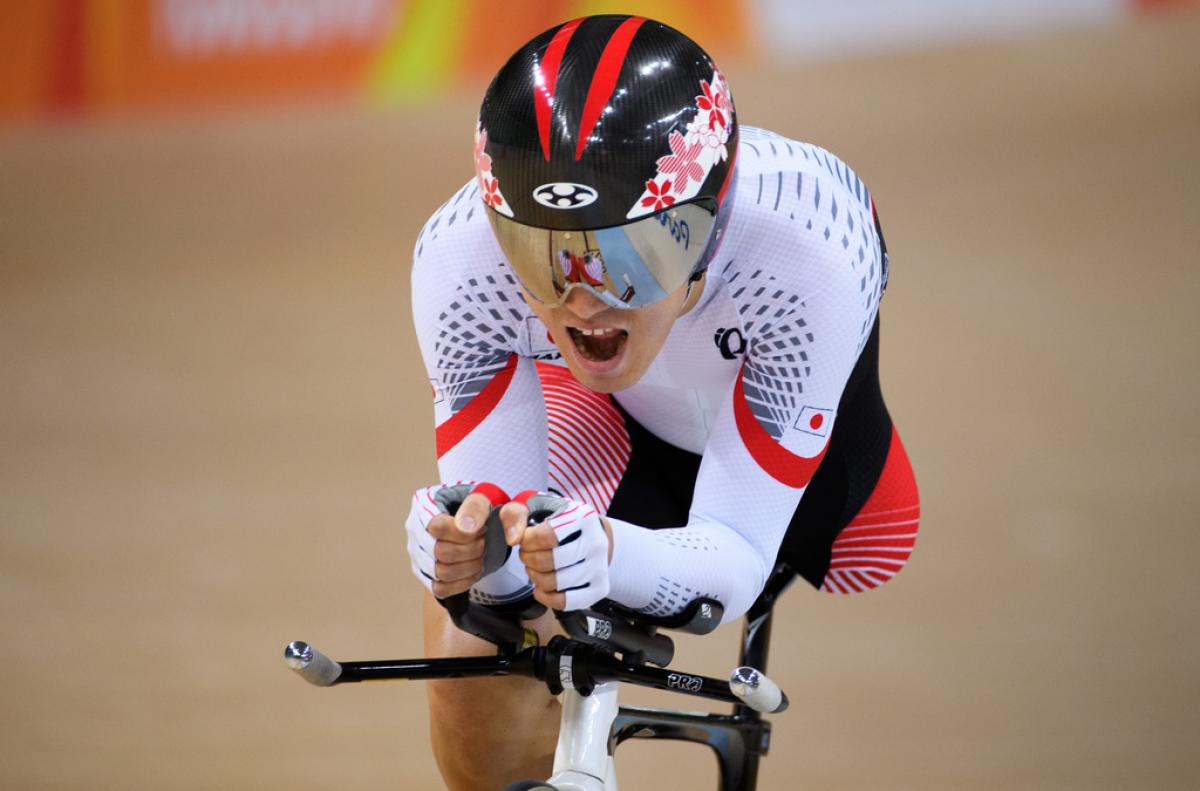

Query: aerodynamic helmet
[[474, 15, 738, 309]]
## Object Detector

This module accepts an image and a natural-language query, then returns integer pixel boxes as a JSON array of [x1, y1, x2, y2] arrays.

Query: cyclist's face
[[523, 276, 703, 393]]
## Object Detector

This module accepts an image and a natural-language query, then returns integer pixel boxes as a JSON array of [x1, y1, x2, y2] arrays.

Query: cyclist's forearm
[[606, 516, 770, 623]]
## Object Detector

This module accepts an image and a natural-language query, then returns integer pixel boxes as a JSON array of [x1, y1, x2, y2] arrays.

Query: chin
[[566, 362, 631, 393]]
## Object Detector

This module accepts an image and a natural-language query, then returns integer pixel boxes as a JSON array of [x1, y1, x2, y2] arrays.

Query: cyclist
[[405, 15, 919, 789]]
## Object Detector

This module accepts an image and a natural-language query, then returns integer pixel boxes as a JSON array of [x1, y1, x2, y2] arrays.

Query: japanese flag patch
[[793, 406, 834, 437]]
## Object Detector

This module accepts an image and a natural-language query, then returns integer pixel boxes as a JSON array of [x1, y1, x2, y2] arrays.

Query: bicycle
[[283, 511, 797, 790]]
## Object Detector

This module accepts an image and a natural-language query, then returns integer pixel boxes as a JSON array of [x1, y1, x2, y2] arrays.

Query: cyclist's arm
[[608, 255, 878, 622], [410, 205, 549, 602], [411, 202, 549, 494]]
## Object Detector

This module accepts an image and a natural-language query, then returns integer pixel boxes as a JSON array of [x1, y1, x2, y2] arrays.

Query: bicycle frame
[[601, 569, 787, 791], [549, 681, 621, 790], [548, 602, 776, 790]]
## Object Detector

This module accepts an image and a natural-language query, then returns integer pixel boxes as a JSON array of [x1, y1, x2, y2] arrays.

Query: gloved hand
[[500, 491, 613, 611], [405, 482, 507, 599]]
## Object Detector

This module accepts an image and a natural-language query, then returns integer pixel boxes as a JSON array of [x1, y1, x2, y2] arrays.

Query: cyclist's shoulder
[[735, 126, 873, 192], [731, 127, 877, 236], [716, 128, 882, 301], [410, 179, 530, 346], [412, 179, 507, 286]]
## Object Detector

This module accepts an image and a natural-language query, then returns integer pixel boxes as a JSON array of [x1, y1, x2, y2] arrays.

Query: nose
[[561, 286, 611, 322]]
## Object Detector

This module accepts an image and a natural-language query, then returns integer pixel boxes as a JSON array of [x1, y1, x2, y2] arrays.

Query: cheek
[[629, 311, 675, 357], [650, 293, 689, 336], [523, 298, 558, 330]]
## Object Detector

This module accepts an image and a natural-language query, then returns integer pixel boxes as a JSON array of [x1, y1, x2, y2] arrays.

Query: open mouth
[[567, 326, 628, 363]]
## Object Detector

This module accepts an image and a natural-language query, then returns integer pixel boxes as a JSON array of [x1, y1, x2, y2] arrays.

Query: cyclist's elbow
[[715, 537, 774, 624]]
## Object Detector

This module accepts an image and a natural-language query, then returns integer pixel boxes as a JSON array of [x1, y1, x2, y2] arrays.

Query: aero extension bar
[[284, 563, 798, 790]]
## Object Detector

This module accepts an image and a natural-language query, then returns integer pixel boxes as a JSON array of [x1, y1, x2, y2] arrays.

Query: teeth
[[576, 327, 615, 337]]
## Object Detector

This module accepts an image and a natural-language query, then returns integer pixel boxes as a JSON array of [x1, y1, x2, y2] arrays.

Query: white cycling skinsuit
[[410, 126, 918, 622]]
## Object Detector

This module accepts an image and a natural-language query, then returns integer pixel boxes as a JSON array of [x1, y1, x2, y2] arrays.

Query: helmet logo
[[533, 182, 598, 210]]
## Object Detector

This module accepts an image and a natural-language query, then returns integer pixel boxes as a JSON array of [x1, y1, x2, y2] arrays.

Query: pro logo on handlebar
[[667, 672, 703, 693], [586, 616, 613, 641]]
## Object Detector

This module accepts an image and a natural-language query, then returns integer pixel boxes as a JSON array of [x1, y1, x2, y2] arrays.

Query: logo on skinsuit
[[794, 406, 833, 438], [714, 327, 746, 359], [733, 367, 830, 488]]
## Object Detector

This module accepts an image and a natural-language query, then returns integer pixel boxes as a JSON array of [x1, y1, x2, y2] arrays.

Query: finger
[[454, 491, 493, 537], [551, 560, 598, 595], [525, 566, 557, 592], [518, 546, 558, 574], [433, 540, 485, 565], [426, 513, 455, 535], [434, 558, 484, 584], [563, 577, 607, 612], [499, 501, 531, 546], [601, 516, 614, 563], [532, 587, 566, 611], [428, 510, 484, 545], [518, 522, 560, 552], [432, 577, 476, 599]]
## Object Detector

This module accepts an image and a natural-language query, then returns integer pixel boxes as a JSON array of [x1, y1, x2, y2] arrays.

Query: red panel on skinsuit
[[821, 427, 920, 593], [535, 362, 631, 511], [732, 367, 829, 488], [435, 354, 519, 457]]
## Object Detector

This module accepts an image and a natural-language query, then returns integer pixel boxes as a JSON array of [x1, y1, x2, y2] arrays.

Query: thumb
[[454, 492, 492, 537], [498, 501, 531, 546]]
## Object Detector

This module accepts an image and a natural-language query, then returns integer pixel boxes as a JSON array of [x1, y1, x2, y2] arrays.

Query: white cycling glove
[[517, 491, 611, 611], [405, 482, 476, 593], [404, 482, 533, 604]]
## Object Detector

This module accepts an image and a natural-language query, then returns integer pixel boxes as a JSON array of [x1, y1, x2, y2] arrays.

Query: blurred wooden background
[[1, 11, 1198, 789]]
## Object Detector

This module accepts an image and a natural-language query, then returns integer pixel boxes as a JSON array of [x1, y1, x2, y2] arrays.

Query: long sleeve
[[410, 185, 551, 603], [411, 184, 550, 495], [606, 145, 884, 622]]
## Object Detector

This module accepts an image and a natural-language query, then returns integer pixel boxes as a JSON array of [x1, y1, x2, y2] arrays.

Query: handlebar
[[283, 641, 342, 686], [282, 635, 789, 714]]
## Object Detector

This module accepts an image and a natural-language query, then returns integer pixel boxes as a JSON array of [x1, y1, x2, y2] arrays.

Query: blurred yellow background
[[2, 2, 1198, 788]]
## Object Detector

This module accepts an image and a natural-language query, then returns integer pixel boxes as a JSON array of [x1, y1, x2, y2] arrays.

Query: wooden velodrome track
[[2, 13, 1197, 790]]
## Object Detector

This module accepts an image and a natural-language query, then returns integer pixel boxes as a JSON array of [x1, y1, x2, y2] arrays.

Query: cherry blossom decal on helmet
[[474, 123, 513, 218], [626, 68, 733, 220]]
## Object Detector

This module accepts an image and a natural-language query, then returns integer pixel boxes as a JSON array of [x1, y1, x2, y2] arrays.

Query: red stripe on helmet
[[535, 17, 583, 162], [575, 16, 647, 161]]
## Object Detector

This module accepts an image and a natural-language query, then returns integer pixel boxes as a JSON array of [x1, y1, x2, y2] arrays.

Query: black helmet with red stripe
[[476, 15, 738, 310]]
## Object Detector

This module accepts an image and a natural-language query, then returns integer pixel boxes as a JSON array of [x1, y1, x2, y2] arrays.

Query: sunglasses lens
[[487, 201, 717, 309]]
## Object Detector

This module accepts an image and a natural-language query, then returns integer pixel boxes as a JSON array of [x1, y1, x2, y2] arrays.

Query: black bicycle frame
[[608, 563, 795, 791]]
